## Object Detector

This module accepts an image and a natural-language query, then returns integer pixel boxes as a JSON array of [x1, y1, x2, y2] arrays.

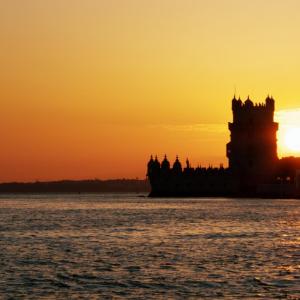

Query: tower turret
[[232, 95, 242, 111], [186, 158, 190, 169], [244, 96, 253, 108], [154, 156, 160, 168], [266, 95, 275, 111], [161, 155, 170, 172], [173, 156, 182, 173], [147, 155, 154, 177]]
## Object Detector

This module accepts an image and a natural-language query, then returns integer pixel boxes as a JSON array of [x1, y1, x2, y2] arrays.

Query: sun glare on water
[[275, 109, 300, 157]]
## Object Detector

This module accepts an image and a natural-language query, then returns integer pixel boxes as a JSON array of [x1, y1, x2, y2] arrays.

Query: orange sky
[[1, 0, 300, 182]]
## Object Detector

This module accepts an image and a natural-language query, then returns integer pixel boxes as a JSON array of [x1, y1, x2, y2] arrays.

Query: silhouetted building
[[147, 96, 300, 198], [227, 95, 278, 192]]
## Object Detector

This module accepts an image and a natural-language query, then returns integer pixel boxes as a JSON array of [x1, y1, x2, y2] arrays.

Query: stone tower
[[226, 96, 278, 186]]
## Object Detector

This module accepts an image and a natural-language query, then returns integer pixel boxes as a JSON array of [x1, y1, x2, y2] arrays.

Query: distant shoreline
[[0, 179, 150, 194]]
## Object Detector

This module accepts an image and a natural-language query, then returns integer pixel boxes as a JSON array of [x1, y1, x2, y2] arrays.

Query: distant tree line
[[0, 179, 150, 193]]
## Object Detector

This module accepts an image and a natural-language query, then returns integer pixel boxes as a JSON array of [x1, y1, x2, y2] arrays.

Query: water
[[0, 194, 300, 299]]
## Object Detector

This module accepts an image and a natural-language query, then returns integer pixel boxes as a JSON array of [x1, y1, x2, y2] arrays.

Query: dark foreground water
[[0, 194, 300, 299]]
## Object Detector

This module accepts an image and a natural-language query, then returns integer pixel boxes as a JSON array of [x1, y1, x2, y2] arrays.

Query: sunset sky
[[1, 0, 300, 182]]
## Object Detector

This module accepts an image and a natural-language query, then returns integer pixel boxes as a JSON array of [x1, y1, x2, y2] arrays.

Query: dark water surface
[[0, 194, 300, 299]]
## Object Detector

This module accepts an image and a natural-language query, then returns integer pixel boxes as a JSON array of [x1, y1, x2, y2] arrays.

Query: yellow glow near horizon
[[285, 128, 300, 152], [275, 109, 300, 157]]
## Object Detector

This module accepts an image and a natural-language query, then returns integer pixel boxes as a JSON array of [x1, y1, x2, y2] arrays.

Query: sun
[[284, 128, 300, 152], [275, 109, 300, 156]]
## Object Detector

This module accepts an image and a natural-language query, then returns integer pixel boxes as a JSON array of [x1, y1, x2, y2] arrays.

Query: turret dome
[[245, 96, 253, 107], [173, 156, 182, 173], [153, 156, 160, 168], [147, 155, 154, 168], [161, 155, 170, 170]]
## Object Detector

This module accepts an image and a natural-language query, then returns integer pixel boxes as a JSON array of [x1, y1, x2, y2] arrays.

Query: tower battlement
[[232, 96, 275, 124]]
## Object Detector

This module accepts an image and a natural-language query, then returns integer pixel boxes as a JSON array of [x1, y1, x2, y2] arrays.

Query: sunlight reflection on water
[[0, 194, 300, 298]]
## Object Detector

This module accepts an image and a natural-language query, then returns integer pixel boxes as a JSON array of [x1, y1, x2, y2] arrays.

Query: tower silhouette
[[226, 96, 278, 188]]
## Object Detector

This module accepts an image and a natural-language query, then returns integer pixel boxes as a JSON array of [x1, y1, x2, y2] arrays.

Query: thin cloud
[[148, 123, 227, 133]]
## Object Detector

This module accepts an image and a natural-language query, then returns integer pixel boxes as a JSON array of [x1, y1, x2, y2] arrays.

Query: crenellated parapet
[[231, 95, 275, 124], [147, 155, 233, 197], [147, 155, 228, 178]]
